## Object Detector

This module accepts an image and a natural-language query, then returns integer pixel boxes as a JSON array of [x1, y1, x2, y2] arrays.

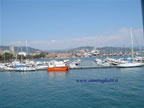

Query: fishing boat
[[47, 61, 68, 72]]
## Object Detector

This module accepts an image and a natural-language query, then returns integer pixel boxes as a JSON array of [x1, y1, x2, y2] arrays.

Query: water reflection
[[47, 71, 68, 79], [119, 67, 144, 72]]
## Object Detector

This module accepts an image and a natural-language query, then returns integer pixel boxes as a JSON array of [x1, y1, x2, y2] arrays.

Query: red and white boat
[[47, 61, 68, 72]]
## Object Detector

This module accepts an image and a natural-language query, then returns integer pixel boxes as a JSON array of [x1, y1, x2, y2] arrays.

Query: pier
[[70, 66, 117, 70]]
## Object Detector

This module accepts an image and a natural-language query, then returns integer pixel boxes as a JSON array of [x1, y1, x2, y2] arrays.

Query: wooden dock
[[70, 66, 117, 70]]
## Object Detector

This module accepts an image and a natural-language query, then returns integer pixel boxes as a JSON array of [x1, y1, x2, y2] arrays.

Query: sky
[[0, 0, 144, 50]]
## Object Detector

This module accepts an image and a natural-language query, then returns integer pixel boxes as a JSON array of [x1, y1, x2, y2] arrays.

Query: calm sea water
[[0, 58, 144, 108]]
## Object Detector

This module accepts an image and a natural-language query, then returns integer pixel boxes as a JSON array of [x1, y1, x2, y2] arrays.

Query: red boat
[[47, 61, 69, 72], [47, 67, 69, 72]]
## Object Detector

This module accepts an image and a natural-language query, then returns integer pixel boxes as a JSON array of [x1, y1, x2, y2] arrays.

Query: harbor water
[[0, 58, 144, 108]]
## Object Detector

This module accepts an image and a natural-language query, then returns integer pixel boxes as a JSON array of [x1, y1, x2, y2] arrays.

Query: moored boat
[[47, 67, 68, 71], [47, 61, 69, 72], [117, 62, 144, 68], [117, 28, 144, 68]]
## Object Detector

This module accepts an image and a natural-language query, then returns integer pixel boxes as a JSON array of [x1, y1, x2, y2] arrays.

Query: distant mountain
[[45, 46, 143, 53], [66, 46, 94, 53], [72, 46, 94, 51], [46, 49, 67, 53], [1, 45, 141, 53], [97, 46, 144, 52], [68, 46, 130, 53], [0, 46, 41, 52], [97, 47, 131, 52], [45, 46, 94, 53]]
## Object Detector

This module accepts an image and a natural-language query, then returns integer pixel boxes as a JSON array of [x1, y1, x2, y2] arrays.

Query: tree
[[3, 52, 13, 61], [0, 54, 3, 61], [33, 52, 46, 59], [39, 52, 46, 58]]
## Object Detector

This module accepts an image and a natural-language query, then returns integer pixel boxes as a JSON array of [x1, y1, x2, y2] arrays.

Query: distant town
[[0, 46, 144, 62]]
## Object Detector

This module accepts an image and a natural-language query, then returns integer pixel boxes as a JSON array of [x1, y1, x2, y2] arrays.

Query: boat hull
[[117, 63, 144, 68], [47, 67, 68, 72]]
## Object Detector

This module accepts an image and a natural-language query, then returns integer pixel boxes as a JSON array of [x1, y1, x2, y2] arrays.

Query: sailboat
[[117, 28, 144, 68]]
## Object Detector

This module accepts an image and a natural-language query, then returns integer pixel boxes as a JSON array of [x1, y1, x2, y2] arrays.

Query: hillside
[[46, 46, 143, 53]]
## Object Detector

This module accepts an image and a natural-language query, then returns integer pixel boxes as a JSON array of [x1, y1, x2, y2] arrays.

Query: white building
[[18, 52, 27, 57], [3, 50, 10, 54]]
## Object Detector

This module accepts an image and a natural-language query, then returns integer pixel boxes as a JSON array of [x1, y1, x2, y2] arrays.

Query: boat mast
[[16, 41, 20, 61], [21, 44, 22, 62], [25, 41, 28, 58], [130, 28, 134, 58]]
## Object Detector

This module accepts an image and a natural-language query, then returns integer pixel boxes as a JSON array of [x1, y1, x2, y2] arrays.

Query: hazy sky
[[0, 0, 143, 50]]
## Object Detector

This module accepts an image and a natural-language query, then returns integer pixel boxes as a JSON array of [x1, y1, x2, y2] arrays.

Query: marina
[[1, 28, 144, 71], [1, 55, 144, 72], [1, 0, 144, 108]]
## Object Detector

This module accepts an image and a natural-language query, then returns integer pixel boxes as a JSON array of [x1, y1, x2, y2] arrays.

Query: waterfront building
[[3, 50, 10, 54], [30, 51, 41, 56], [18, 52, 27, 57], [90, 48, 99, 56], [56, 53, 73, 58]]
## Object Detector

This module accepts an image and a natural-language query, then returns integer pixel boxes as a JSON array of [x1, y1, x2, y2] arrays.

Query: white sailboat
[[117, 62, 144, 68], [117, 28, 144, 68]]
